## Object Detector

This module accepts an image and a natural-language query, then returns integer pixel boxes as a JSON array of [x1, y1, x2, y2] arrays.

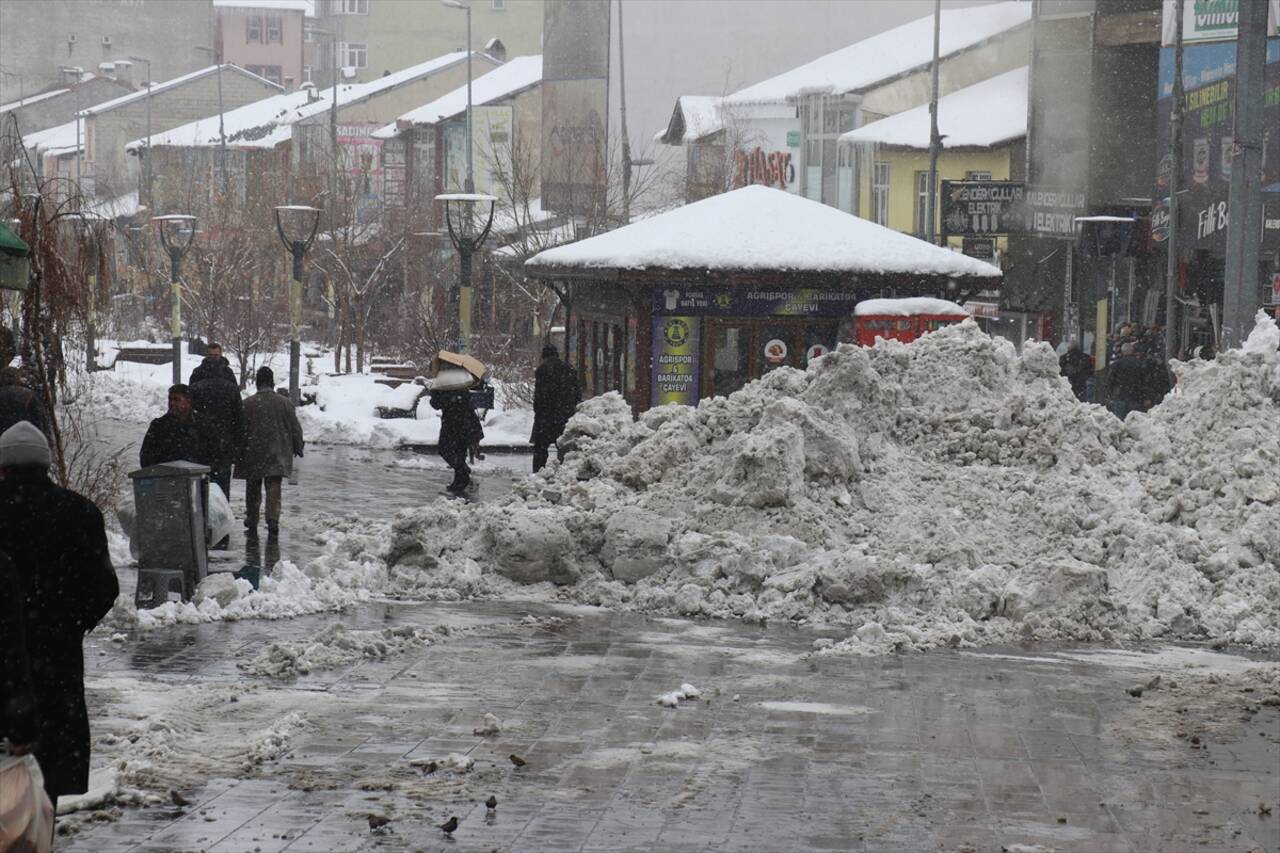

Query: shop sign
[[1271, 272, 1280, 305], [1151, 198, 1171, 243], [786, 130, 801, 148], [961, 237, 996, 259], [963, 301, 1000, 319], [764, 338, 788, 365], [654, 286, 860, 317], [651, 316, 700, 407], [1161, 0, 1280, 46], [805, 343, 829, 362], [1016, 186, 1089, 238], [733, 147, 794, 189], [940, 181, 1025, 236]]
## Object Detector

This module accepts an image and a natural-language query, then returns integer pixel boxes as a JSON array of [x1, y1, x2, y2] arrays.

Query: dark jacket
[[1058, 349, 1092, 399], [1143, 356, 1172, 405], [1, 549, 39, 749], [190, 364, 244, 457], [189, 355, 236, 387], [236, 388, 304, 479], [139, 412, 217, 469], [0, 472, 119, 796], [531, 355, 581, 445], [0, 383, 49, 437], [430, 390, 483, 463], [1107, 354, 1146, 402]]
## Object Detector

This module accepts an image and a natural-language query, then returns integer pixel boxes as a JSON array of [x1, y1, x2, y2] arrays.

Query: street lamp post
[[129, 56, 153, 207], [153, 215, 196, 384], [440, 0, 474, 194], [436, 194, 495, 355], [274, 205, 322, 405], [71, 211, 106, 371]]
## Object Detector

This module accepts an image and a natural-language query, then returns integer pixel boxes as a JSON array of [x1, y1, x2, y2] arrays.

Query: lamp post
[[440, 0, 474, 193], [70, 211, 106, 371], [153, 214, 196, 384], [129, 55, 153, 207], [436, 193, 495, 354], [274, 205, 322, 404]]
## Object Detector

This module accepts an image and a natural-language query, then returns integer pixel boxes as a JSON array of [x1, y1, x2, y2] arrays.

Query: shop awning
[[0, 221, 29, 256], [525, 185, 1001, 285]]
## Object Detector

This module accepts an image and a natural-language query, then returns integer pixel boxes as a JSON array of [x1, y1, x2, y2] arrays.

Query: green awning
[[0, 221, 29, 256]]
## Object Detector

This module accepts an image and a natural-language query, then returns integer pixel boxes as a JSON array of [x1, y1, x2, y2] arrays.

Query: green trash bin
[[129, 460, 210, 608]]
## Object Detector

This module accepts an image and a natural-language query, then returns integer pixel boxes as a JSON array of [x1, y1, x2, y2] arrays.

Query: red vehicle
[[852, 297, 970, 347]]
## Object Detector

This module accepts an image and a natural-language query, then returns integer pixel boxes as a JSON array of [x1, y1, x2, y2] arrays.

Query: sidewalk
[[60, 599, 1280, 853]]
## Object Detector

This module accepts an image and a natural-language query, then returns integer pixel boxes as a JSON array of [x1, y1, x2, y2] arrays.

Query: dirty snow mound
[[358, 316, 1280, 652]]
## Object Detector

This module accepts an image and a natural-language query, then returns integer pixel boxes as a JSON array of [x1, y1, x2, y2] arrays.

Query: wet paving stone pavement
[[63, 594, 1280, 853]]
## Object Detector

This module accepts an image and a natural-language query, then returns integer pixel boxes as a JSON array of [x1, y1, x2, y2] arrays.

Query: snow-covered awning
[[371, 55, 541, 139], [79, 65, 281, 118], [525, 185, 1001, 282], [839, 67, 1028, 150], [725, 1, 1031, 106], [854, 297, 969, 317]]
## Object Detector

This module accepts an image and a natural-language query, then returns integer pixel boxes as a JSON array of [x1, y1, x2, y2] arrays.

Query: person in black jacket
[[0, 421, 119, 811], [1105, 342, 1146, 420], [1057, 341, 1092, 402], [0, 366, 48, 437], [188, 344, 244, 504], [1, 548, 39, 758], [530, 344, 581, 472], [430, 388, 483, 492], [139, 384, 217, 469]]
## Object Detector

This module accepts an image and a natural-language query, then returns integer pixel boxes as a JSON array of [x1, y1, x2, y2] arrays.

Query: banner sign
[[541, 0, 610, 215], [653, 286, 861, 317], [1161, 0, 1280, 46], [962, 237, 996, 259], [651, 315, 700, 407], [941, 181, 1025, 236]]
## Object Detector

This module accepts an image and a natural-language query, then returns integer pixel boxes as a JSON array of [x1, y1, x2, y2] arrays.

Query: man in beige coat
[[235, 366, 304, 538]]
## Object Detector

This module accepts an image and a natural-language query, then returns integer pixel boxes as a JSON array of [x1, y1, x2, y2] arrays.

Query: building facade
[[0, 75, 133, 138], [214, 0, 311, 89]]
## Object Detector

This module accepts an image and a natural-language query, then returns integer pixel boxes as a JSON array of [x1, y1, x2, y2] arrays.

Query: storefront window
[[711, 324, 751, 396]]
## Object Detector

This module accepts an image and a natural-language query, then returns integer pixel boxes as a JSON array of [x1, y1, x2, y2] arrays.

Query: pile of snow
[[369, 312, 1280, 654], [241, 624, 440, 677]]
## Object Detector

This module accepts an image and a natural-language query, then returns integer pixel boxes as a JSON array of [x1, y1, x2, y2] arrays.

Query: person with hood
[[0, 421, 119, 814], [236, 366, 304, 538], [188, 343, 244, 504], [1057, 341, 1092, 402], [0, 366, 48, 437], [430, 376, 483, 493], [139, 384, 217, 469], [530, 344, 581, 472]]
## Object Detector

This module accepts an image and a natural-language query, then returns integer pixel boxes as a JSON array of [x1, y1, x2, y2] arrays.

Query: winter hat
[[0, 421, 51, 468]]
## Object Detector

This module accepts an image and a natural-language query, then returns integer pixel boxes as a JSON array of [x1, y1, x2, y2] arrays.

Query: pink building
[[214, 0, 312, 91]]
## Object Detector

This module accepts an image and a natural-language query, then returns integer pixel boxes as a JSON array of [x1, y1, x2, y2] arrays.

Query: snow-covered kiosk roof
[[524, 185, 1001, 286]]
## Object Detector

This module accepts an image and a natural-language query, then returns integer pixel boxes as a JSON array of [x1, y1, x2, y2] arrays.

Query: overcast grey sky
[[611, 0, 998, 147]]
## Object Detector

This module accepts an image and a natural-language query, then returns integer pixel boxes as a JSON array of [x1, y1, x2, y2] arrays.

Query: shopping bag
[[206, 482, 235, 547], [0, 753, 54, 852]]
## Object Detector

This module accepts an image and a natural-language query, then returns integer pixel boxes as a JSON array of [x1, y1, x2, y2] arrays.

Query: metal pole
[[289, 241, 302, 405], [170, 248, 182, 384], [618, 0, 632, 223], [1221, 0, 1268, 350], [217, 63, 228, 195], [458, 242, 471, 354], [145, 63, 153, 209], [925, 0, 942, 245], [464, 5, 474, 194], [1164, 0, 1183, 365]]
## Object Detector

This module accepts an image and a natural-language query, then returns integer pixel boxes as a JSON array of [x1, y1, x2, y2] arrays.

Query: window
[[492, 0, 506, 8], [872, 162, 889, 225], [801, 95, 858, 207], [304, 20, 317, 41], [302, 64, 313, 83], [247, 65, 283, 85], [334, 0, 368, 13], [266, 15, 282, 43], [915, 171, 930, 235], [246, 14, 262, 42], [340, 42, 368, 68], [966, 170, 992, 181]]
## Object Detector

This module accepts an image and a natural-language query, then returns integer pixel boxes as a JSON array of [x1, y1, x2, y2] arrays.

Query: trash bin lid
[[129, 459, 212, 479]]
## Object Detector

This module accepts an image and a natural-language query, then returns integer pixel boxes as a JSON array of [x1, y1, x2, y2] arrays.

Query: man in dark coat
[[188, 344, 244, 503], [0, 366, 49, 437], [1, 548, 39, 757], [1057, 341, 1092, 402], [0, 421, 119, 810], [139, 384, 217, 469], [530, 344, 581, 472], [431, 388, 483, 492], [1105, 342, 1146, 420], [236, 366, 304, 537]]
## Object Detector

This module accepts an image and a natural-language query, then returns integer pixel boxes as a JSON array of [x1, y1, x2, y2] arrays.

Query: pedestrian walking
[[0, 367, 48, 437], [1, 548, 39, 754], [430, 386, 483, 493], [139, 384, 217, 469], [0, 421, 119, 818], [530, 344, 580, 473], [188, 343, 244, 504], [1057, 341, 1092, 403], [236, 366, 304, 538], [1105, 342, 1146, 420]]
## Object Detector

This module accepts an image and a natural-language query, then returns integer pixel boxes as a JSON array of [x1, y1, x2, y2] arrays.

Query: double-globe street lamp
[[152, 215, 196, 384], [274, 205, 321, 405]]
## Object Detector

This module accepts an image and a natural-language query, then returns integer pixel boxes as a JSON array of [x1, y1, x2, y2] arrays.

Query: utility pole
[[618, 0, 633, 223], [1164, 0, 1183, 366], [464, 3, 474, 194], [1221, 0, 1268, 350], [924, 0, 942, 244]]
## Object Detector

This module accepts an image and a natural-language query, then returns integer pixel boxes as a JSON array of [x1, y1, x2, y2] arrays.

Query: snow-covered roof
[[726, 1, 1031, 105], [371, 55, 541, 139], [23, 119, 80, 157], [839, 67, 1028, 150], [79, 65, 281, 117], [656, 95, 723, 144], [854, 297, 969, 317], [85, 190, 144, 220], [525, 185, 1001, 280], [0, 87, 71, 113], [130, 51, 489, 151], [213, 0, 314, 12]]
